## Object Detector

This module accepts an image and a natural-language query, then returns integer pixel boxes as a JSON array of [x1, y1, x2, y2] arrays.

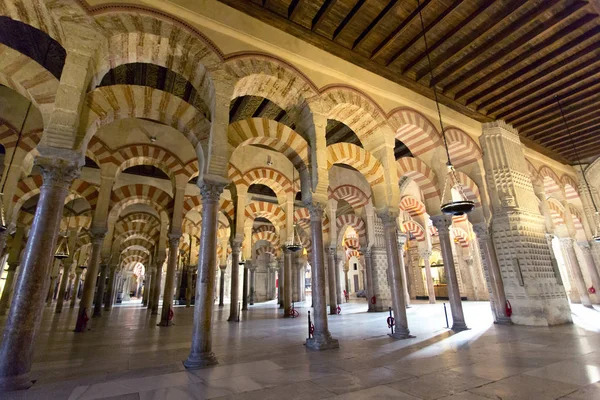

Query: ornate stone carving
[[377, 210, 398, 228], [430, 215, 452, 234], [89, 228, 107, 245], [168, 234, 181, 248], [305, 202, 325, 221], [472, 222, 490, 240], [198, 180, 227, 203], [36, 157, 81, 190]]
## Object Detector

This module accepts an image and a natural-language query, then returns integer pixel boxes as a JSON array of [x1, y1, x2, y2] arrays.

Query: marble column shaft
[[420, 249, 436, 304], [160, 235, 181, 326], [363, 249, 375, 311], [249, 267, 255, 305], [70, 269, 82, 309], [397, 236, 410, 307], [0, 159, 78, 390], [305, 203, 339, 350], [578, 242, 600, 304], [93, 263, 108, 317], [379, 212, 411, 338], [228, 241, 241, 320], [151, 259, 165, 315], [334, 252, 343, 304], [0, 263, 18, 316], [283, 250, 292, 316], [218, 266, 226, 306], [184, 180, 225, 369], [327, 248, 338, 314], [473, 222, 511, 324], [104, 266, 117, 311], [75, 230, 105, 332], [431, 215, 468, 331], [242, 263, 249, 311], [186, 266, 193, 307], [142, 272, 151, 307]]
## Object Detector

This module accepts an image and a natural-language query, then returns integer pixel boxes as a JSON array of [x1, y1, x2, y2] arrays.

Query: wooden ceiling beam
[[438, 0, 575, 91], [288, 0, 305, 21], [518, 100, 599, 135], [353, 0, 399, 50], [312, 0, 338, 32], [332, 0, 366, 40], [370, 0, 434, 60], [525, 107, 600, 139], [537, 119, 600, 146], [560, 144, 600, 161], [459, 12, 595, 103], [511, 89, 600, 131], [402, 1, 495, 75], [557, 139, 600, 158], [479, 46, 600, 115], [383, 0, 463, 65], [492, 69, 600, 131]]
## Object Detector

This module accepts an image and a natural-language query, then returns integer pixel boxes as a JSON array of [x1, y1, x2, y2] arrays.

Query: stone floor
[[1, 298, 600, 400]]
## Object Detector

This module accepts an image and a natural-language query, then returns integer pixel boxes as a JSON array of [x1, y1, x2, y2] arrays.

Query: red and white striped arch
[[547, 198, 565, 226], [539, 165, 562, 196], [388, 108, 442, 156], [568, 204, 585, 232], [336, 214, 366, 240], [451, 227, 469, 248], [253, 230, 280, 247], [245, 201, 286, 227], [399, 195, 426, 217], [397, 157, 440, 201], [401, 220, 426, 242], [453, 170, 482, 208], [329, 184, 370, 210], [110, 184, 174, 219], [560, 175, 580, 201], [256, 244, 279, 258], [242, 167, 294, 197], [445, 128, 483, 168], [327, 143, 385, 186]]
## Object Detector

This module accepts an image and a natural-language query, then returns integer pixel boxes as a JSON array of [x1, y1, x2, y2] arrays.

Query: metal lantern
[[54, 236, 70, 260], [285, 164, 303, 252], [416, 1, 473, 217]]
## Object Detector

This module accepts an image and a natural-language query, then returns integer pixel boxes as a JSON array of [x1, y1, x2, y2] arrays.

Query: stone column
[[297, 258, 305, 302], [0, 262, 18, 316], [151, 257, 165, 315], [142, 271, 151, 307], [577, 242, 600, 304], [75, 228, 105, 331], [70, 267, 83, 309], [228, 241, 241, 320], [0, 157, 79, 391], [561, 238, 593, 307], [104, 265, 118, 311], [305, 203, 339, 350], [93, 263, 108, 317], [431, 215, 468, 331], [186, 266, 194, 307], [327, 247, 338, 314], [362, 248, 375, 311], [242, 262, 249, 311], [249, 265, 256, 305], [146, 267, 156, 309], [473, 222, 511, 324], [419, 249, 436, 304], [184, 179, 226, 369], [334, 251, 343, 304], [55, 260, 74, 313], [159, 234, 180, 326], [123, 275, 132, 301], [218, 266, 226, 306], [283, 249, 293, 316], [379, 210, 412, 339], [397, 235, 410, 307], [291, 261, 299, 302], [46, 262, 59, 305], [278, 257, 285, 309], [344, 267, 349, 295]]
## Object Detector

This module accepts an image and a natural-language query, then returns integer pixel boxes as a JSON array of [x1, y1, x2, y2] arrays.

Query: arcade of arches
[[1, 0, 600, 398]]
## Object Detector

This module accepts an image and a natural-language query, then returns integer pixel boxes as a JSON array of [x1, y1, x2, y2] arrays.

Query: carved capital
[[377, 209, 399, 228], [168, 234, 181, 248], [560, 237, 575, 249], [362, 248, 371, 258], [419, 249, 432, 258], [36, 156, 80, 190], [327, 246, 337, 256], [305, 202, 325, 221], [231, 241, 242, 254], [89, 228, 107, 245], [198, 179, 227, 203], [397, 233, 408, 246], [578, 241, 592, 252], [430, 214, 452, 233]]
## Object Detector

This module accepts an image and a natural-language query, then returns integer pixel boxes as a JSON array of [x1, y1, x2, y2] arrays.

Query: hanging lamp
[[416, 0, 474, 216], [285, 166, 303, 252], [54, 206, 71, 259], [556, 97, 600, 242]]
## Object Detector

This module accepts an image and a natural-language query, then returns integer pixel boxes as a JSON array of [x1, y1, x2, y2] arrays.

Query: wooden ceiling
[[219, 0, 600, 164]]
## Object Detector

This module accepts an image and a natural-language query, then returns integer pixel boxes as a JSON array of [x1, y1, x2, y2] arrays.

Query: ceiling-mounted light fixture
[[417, 0, 474, 216], [54, 207, 71, 260], [150, 136, 157, 143], [556, 97, 600, 242], [266, 155, 273, 166]]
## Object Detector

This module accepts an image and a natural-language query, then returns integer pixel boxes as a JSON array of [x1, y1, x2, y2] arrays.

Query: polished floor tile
[[0, 300, 598, 400]]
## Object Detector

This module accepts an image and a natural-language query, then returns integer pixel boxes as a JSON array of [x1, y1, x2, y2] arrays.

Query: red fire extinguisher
[[370, 296, 377, 304], [589, 286, 596, 294], [505, 300, 512, 317]]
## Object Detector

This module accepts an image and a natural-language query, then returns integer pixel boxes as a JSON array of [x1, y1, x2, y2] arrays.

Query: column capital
[[430, 214, 452, 233], [231, 240, 242, 253], [578, 241, 592, 252], [360, 247, 371, 258], [168, 234, 181, 247], [472, 222, 490, 239], [376, 209, 399, 227], [89, 228, 107, 244], [219, 264, 227, 271], [397, 233, 408, 246], [419, 248, 432, 258], [35, 156, 81, 190], [198, 178, 228, 203], [305, 201, 326, 221], [559, 237, 575, 249]]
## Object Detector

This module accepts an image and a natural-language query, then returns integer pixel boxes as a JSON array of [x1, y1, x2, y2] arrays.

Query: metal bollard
[[443, 302, 449, 328]]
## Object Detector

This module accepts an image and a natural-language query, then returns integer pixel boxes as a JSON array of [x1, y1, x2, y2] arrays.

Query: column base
[[74, 309, 90, 332], [0, 373, 33, 392], [584, 304, 594, 309], [388, 331, 415, 340], [494, 316, 513, 325], [305, 335, 339, 351], [451, 322, 470, 332], [157, 320, 173, 327], [227, 315, 239, 322], [183, 352, 218, 369]]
